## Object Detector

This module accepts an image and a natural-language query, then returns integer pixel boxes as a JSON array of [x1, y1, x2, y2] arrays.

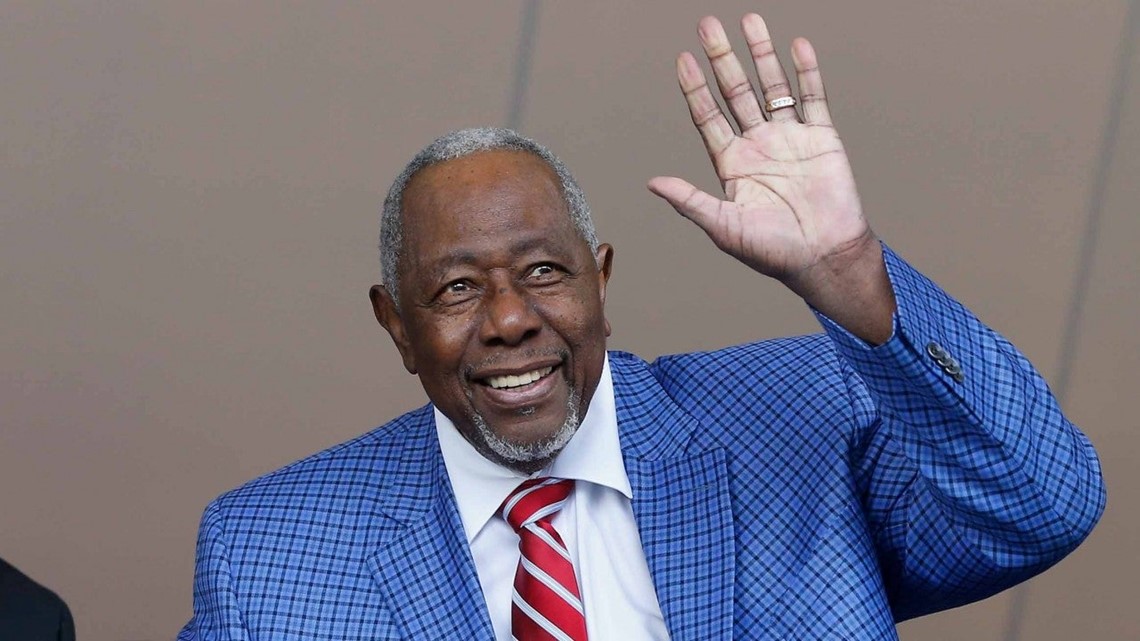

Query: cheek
[[548, 300, 608, 354], [409, 320, 474, 374], [414, 334, 476, 409]]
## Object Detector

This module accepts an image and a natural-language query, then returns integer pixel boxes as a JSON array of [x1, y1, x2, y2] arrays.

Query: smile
[[484, 366, 554, 390]]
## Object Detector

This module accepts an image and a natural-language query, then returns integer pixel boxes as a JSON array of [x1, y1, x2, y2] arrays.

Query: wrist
[[786, 233, 897, 345]]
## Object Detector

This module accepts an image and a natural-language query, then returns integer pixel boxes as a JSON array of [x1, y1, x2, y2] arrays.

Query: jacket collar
[[366, 406, 496, 639], [611, 351, 736, 641]]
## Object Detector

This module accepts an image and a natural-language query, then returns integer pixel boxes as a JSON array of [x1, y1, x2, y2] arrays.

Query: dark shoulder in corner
[[0, 558, 74, 639]]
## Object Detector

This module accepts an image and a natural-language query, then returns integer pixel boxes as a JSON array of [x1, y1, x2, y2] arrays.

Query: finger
[[647, 176, 726, 233], [697, 16, 766, 131], [741, 13, 799, 123], [676, 52, 735, 156], [791, 37, 833, 126]]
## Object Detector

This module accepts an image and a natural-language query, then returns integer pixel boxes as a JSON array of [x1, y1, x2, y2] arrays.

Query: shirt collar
[[435, 354, 631, 544]]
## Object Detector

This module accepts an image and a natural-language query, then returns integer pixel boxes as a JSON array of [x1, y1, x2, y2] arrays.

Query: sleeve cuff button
[[926, 341, 964, 382]]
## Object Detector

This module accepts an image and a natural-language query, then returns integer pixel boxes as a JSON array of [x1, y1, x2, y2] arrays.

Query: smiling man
[[180, 12, 1105, 641], [371, 148, 613, 475]]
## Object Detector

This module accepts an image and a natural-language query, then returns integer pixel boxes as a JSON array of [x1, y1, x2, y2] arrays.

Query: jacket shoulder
[[611, 335, 861, 444], [209, 405, 433, 518], [0, 558, 73, 636], [647, 334, 850, 403]]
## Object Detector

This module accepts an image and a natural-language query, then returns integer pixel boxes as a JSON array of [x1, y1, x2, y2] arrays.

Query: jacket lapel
[[365, 407, 495, 640], [612, 354, 736, 641]]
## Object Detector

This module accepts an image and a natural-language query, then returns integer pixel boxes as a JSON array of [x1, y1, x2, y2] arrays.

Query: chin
[[472, 390, 581, 469]]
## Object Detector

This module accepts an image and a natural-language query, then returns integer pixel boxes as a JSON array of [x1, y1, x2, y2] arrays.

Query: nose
[[479, 278, 542, 346]]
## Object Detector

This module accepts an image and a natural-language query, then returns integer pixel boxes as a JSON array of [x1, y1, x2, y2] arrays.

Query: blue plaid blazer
[[179, 249, 1105, 640]]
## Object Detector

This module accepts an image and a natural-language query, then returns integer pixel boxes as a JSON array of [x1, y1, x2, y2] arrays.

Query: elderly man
[[180, 13, 1104, 640]]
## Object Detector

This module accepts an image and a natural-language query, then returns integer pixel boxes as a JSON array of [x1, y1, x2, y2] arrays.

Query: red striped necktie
[[501, 478, 588, 641]]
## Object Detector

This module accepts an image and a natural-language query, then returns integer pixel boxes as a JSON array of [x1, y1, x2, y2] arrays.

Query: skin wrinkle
[[378, 128, 600, 310]]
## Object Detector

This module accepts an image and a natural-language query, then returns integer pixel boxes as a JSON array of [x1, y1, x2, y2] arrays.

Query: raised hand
[[649, 14, 895, 343]]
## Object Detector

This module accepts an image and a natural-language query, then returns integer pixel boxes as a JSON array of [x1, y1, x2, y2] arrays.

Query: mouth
[[483, 366, 554, 390], [471, 362, 564, 410]]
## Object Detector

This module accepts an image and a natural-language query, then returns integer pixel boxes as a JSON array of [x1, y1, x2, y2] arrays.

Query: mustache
[[462, 348, 569, 379]]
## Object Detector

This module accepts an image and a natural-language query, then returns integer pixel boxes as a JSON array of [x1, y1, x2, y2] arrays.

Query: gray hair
[[379, 127, 598, 307]]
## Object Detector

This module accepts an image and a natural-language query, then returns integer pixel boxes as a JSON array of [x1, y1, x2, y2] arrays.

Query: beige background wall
[[1, 1, 1136, 639]]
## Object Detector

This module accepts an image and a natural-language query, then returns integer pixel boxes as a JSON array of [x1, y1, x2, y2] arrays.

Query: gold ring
[[765, 96, 797, 112]]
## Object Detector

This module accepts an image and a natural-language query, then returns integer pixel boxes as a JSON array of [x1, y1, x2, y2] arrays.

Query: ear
[[370, 284, 417, 374], [595, 244, 614, 337]]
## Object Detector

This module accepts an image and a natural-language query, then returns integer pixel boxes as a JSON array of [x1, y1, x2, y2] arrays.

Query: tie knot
[[500, 478, 574, 532]]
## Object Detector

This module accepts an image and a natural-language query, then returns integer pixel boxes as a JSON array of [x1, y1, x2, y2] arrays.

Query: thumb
[[647, 176, 724, 233]]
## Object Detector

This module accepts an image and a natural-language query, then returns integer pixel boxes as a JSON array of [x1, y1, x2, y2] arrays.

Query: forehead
[[399, 149, 579, 257]]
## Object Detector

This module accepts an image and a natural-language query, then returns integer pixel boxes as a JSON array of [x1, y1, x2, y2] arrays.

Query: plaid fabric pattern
[[179, 246, 1104, 640]]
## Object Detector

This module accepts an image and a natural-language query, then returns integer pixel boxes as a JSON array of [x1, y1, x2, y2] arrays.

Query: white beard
[[471, 390, 581, 465]]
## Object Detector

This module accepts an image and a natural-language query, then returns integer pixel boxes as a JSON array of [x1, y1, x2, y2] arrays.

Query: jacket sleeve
[[178, 501, 251, 641], [815, 244, 1106, 621]]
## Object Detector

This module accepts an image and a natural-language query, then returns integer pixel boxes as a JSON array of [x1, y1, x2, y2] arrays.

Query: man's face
[[371, 150, 613, 473]]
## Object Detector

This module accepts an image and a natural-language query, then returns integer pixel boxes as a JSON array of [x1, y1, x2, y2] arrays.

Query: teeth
[[486, 366, 553, 390]]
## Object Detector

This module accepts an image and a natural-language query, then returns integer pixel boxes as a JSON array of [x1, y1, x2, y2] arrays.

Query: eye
[[523, 262, 568, 291], [434, 279, 478, 306], [524, 261, 565, 278], [528, 262, 556, 277]]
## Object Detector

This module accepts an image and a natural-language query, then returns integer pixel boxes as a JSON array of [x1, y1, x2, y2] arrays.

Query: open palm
[[649, 15, 872, 292]]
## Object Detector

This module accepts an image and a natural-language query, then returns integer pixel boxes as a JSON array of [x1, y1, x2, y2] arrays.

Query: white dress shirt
[[436, 356, 671, 641]]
